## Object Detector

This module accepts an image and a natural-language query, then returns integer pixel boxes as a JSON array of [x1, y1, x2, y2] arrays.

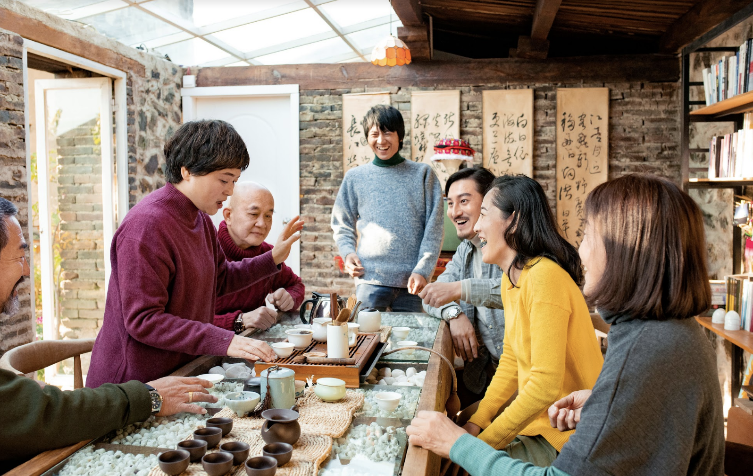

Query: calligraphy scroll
[[482, 89, 533, 177], [556, 88, 609, 248], [410, 90, 461, 187], [342, 92, 391, 174]]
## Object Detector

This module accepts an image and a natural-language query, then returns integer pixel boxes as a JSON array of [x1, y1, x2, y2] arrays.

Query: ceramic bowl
[[375, 391, 402, 412], [224, 391, 260, 417], [272, 342, 295, 359], [207, 417, 233, 437], [202, 451, 234, 476], [396, 341, 418, 355], [392, 327, 411, 340], [197, 373, 224, 385], [158, 450, 190, 475], [263, 442, 293, 467], [314, 377, 346, 402], [245, 456, 278, 476], [177, 439, 207, 462], [194, 427, 223, 449], [285, 329, 313, 349], [220, 441, 251, 465]]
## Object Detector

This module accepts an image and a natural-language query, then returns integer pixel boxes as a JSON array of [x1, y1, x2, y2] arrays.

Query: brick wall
[[0, 27, 31, 355], [56, 118, 105, 346], [297, 81, 681, 296]]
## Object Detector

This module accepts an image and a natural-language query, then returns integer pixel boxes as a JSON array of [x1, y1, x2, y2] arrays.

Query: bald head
[[224, 182, 275, 249]]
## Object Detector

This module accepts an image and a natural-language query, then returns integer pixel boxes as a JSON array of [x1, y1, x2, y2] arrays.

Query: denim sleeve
[[422, 244, 465, 319], [460, 278, 504, 310], [450, 434, 570, 476]]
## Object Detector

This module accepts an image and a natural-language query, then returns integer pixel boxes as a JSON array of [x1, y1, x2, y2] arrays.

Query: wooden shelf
[[690, 90, 753, 118], [687, 178, 753, 188], [696, 316, 753, 353]]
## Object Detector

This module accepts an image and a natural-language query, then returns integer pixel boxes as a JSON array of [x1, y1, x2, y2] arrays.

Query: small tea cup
[[245, 455, 278, 476], [202, 451, 234, 476], [158, 450, 190, 475], [375, 391, 402, 412], [206, 417, 233, 437], [396, 341, 418, 355], [263, 442, 293, 466], [272, 342, 295, 359], [177, 439, 207, 462], [392, 327, 411, 340], [220, 441, 251, 465], [194, 427, 223, 449], [314, 377, 346, 402], [285, 329, 313, 349]]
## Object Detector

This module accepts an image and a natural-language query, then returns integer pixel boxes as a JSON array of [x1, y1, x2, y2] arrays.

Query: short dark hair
[[584, 174, 711, 320], [0, 197, 18, 253], [163, 120, 250, 184], [362, 104, 405, 150], [445, 167, 496, 196], [489, 175, 583, 286]]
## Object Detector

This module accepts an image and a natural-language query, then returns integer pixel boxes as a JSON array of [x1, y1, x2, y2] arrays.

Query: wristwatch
[[445, 306, 463, 321], [144, 384, 163, 414], [234, 314, 246, 334]]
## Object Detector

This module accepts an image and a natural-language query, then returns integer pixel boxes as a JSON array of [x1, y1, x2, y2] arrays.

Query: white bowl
[[285, 329, 313, 349], [272, 342, 295, 359], [197, 374, 224, 385], [392, 327, 411, 340], [224, 391, 260, 417], [396, 341, 418, 355], [315, 377, 346, 402], [375, 391, 402, 412]]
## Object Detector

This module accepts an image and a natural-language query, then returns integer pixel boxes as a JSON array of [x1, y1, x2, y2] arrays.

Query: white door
[[182, 85, 300, 274]]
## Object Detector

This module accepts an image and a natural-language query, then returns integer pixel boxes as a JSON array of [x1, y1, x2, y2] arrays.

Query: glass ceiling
[[19, 0, 403, 66]]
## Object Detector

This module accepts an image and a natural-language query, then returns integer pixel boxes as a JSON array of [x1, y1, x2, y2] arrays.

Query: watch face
[[150, 391, 162, 412]]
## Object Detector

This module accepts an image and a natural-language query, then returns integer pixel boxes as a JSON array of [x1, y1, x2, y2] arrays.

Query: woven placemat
[[147, 429, 332, 476], [210, 388, 363, 438]]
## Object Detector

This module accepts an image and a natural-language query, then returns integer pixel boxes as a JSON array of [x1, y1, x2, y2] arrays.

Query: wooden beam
[[659, 0, 752, 53], [391, 0, 424, 26], [0, 7, 145, 77], [531, 0, 562, 41], [196, 54, 679, 89]]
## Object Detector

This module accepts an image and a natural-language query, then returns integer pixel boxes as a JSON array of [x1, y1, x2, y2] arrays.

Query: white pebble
[[406, 367, 416, 378], [391, 369, 405, 378]]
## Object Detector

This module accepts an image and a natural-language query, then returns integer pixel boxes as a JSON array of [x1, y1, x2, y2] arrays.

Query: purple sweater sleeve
[[116, 237, 234, 356]]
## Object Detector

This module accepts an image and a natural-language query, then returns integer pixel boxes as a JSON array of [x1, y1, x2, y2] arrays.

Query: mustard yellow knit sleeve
[[476, 300, 571, 449]]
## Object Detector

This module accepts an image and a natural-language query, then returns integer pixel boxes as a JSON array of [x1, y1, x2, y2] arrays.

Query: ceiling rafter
[[304, 0, 368, 62]]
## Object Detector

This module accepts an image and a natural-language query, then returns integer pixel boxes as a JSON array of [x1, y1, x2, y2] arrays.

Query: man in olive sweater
[[0, 198, 215, 472]]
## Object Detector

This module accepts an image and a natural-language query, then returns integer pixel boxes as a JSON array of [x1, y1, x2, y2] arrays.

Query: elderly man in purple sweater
[[88, 120, 303, 387]]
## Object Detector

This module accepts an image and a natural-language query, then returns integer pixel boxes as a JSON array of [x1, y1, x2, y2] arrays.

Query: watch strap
[[144, 384, 163, 414], [442, 305, 463, 321], [234, 314, 245, 334]]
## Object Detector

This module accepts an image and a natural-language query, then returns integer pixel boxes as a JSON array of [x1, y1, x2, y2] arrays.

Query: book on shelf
[[726, 274, 753, 332], [702, 39, 753, 106], [708, 113, 753, 178]]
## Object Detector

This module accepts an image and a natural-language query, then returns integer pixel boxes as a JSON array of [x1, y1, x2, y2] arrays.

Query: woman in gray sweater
[[407, 173, 724, 476]]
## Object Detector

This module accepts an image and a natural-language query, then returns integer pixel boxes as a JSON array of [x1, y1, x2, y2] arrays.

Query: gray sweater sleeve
[[422, 245, 465, 319], [331, 173, 358, 259], [411, 167, 445, 279]]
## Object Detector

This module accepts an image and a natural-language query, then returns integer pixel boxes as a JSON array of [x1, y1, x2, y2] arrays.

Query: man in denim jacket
[[419, 167, 505, 402]]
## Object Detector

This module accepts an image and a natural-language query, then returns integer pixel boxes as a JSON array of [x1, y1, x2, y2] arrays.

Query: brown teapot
[[260, 408, 301, 445]]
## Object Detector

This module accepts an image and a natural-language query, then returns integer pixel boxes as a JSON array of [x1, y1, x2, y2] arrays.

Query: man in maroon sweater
[[215, 183, 305, 333]]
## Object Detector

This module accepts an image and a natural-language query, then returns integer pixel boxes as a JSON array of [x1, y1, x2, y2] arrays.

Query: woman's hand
[[418, 281, 461, 308], [272, 216, 304, 265], [407, 273, 427, 295], [462, 421, 482, 437], [406, 411, 468, 459], [548, 389, 592, 431], [226, 335, 276, 362], [146, 376, 218, 416]]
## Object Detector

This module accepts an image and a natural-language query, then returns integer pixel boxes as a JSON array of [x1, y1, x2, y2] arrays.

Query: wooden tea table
[[11, 312, 453, 476]]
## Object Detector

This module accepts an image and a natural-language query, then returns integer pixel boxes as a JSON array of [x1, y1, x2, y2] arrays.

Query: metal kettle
[[299, 291, 346, 324]]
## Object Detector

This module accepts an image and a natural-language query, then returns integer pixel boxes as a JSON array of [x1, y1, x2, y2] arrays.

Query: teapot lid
[[360, 308, 378, 313], [261, 367, 295, 379]]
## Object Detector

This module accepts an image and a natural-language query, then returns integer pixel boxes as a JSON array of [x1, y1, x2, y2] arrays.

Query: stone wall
[[0, 27, 31, 356], [296, 81, 681, 296]]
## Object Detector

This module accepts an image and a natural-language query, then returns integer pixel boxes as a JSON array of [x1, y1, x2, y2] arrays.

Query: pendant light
[[371, 2, 411, 66]]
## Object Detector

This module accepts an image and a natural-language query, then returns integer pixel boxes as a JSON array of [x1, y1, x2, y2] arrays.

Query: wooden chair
[[0, 339, 95, 389]]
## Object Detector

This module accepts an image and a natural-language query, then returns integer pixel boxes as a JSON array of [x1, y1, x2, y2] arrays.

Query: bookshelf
[[697, 316, 753, 354], [690, 90, 753, 118]]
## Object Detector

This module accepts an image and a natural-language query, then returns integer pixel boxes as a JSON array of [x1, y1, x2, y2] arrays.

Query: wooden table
[[8, 314, 453, 476]]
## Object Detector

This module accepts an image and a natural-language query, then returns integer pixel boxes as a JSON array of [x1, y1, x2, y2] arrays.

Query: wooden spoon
[[336, 308, 351, 324]]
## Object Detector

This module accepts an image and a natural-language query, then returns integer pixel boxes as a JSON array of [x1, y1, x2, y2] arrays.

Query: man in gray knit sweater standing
[[331, 105, 444, 312]]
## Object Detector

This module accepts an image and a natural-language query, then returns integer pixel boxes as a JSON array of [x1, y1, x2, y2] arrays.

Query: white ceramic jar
[[358, 308, 381, 332], [326, 323, 349, 358]]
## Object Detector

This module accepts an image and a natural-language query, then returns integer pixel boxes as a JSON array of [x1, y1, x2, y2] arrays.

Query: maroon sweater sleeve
[[116, 237, 235, 356], [214, 310, 242, 331]]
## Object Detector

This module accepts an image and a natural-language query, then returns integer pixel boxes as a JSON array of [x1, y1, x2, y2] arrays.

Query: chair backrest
[[0, 339, 95, 389], [590, 312, 611, 335]]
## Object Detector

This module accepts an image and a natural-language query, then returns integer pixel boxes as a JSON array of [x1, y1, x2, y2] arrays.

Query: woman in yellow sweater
[[458, 175, 603, 465]]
